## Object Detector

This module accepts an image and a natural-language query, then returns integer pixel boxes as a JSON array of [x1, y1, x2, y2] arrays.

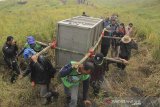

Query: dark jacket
[[89, 58, 115, 82], [2, 42, 18, 58], [112, 31, 123, 47], [118, 40, 138, 60], [23, 56, 56, 84], [101, 30, 110, 45]]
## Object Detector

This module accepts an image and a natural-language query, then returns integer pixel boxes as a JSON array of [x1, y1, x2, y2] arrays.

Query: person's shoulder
[[2, 43, 7, 48], [24, 43, 29, 48], [2, 43, 9, 50]]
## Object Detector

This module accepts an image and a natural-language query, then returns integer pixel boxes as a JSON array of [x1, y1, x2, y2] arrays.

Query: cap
[[93, 53, 104, 65], [27, 36, 35, 44]]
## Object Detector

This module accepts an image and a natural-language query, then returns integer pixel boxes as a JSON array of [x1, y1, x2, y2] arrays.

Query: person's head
[[6, 36, 15, 45], [129, 23, 133, 28], [82, 12, 86, 15], [78, 61, 94, 74], [23, 48, 36, 61], [112, 13, 118, 17], [105, 17, 109, 21], [27, 36, 35, 45], [93, 53, 104, 66], [120, 23, 125, 28], [111, 19, 116, 25]]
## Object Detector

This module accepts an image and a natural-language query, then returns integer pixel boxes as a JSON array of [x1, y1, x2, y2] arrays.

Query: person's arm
[[14, 44, 18, 52], [116, 41, 122, 58], [117, 45, 120, 57], [17, 48, 25, 56], [131, 40, 138, 50], [22, 61, 43, 77], [46, 59, 57, 78], [60, 63, 73, 77]]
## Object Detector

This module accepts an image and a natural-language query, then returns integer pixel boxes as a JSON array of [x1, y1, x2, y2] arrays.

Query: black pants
[[117, 55, 129, 70], [3, 57, 20, 83], [101, 38, 111, 57]]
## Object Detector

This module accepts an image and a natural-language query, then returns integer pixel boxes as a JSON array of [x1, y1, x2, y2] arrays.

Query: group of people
[[1, 14, 138, 107], [101, 14, 138, 70]]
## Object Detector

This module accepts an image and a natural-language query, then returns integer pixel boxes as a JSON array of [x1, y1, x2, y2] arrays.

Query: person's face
[[112, 20, 116, 25], [129, 24, 133, 28], [120, 25, 123, 29], [78, 65, 92, 74], [7, 39, 14, 45]]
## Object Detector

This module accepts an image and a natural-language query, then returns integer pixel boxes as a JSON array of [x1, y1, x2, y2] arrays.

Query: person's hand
[[72, 63, 80, 69], [48, 43, 52, 46], [18, 74, 23, 79], [121, 59, 129, 65], [31, 81, 35, 87], [16, 54, 19, 59], [31, 55, 38, 63], [84, 100, 92, 106]]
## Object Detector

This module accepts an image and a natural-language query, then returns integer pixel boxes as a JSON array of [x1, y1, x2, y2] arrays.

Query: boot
[[41, 98, 50, 105], [66, 96, 71, 104], [52, 91, 59, 99]]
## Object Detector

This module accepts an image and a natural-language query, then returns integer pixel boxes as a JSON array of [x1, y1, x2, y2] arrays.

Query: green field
[[0, 0, 160, 106]]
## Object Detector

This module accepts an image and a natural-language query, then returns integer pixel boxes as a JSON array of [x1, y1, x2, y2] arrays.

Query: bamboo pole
[[36, 45, 51, 57], [77, 29, 105, 65], [36, 41, 48, 46], [103, 36, 122, 39], [105, 57, 124, 64]]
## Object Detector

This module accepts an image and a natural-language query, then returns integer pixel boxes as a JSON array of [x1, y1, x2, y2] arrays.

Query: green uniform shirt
[[24, 43, 42, 52], [61, 61, 90, 88]]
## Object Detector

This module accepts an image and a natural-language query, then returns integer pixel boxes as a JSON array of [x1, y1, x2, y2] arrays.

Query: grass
[[0, 0, 160, 106]]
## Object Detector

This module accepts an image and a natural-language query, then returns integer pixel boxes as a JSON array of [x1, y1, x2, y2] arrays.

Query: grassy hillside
[[0, 0, 160, 106]]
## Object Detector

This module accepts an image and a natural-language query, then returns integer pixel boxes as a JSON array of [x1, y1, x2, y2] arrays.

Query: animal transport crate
[[55, 16, 103, 67]]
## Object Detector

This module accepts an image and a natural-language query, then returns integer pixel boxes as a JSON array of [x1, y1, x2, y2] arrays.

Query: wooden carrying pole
[[35, 40, 56, 57], [103, 36, 122, 39], [105, 57, 124, 64], [36, 45, 51, 57], [36, 41, 48, 46], [77, 29, 105, 64]]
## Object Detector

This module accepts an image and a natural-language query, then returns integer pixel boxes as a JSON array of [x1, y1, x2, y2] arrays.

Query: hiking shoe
[[52, 92, 59, 99], [41, 98, 50, 105], [66, 96, 71, 104]]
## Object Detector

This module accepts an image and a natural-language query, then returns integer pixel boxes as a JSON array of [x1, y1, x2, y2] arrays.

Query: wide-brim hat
[[121, 35, 131, 43]]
